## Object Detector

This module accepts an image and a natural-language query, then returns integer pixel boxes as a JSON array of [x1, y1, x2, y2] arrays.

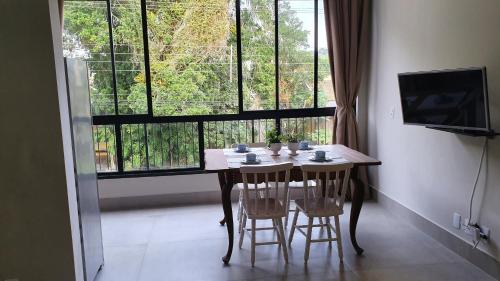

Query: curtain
[[324, 0, 370, 150], [59, 0, 64, 30]]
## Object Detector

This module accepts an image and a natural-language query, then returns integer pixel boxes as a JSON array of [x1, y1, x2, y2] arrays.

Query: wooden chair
[[233, 142, 267, 232], [288, 162, 353, 263], [285, 140, 320, 229], [238, 162, 293, 266]]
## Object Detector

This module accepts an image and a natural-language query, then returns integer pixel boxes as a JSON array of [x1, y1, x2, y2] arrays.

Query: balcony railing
[[93, 115, 334, 176]]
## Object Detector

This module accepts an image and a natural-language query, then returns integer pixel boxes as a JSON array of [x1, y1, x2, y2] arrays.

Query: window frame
[[85, 0, 335, 178]]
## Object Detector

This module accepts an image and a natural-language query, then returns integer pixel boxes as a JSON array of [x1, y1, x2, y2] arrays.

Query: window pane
[[93, 125, 118, 172], [111, 0, 148, 114], [241, 0, 276, 111], [147, 123, 200, 169], [318, 1, 335, 108], [281, 116, 333, 145], [278, 0, 314, 109], [121, 124, 147, 171], [146, 0, 238, 116], [203, 119, 274, 148], [63, 1, 115, 116]]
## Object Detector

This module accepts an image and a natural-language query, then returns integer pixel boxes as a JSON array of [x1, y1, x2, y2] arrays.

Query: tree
[[63, 0, 327, 171]]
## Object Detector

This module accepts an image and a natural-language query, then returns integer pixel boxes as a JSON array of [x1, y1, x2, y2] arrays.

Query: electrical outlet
[[480, 225, 491, 240], [453, 212, 461, 229]]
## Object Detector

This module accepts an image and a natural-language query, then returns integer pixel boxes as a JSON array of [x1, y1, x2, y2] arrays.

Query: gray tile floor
[[96, 202, 495, 281]]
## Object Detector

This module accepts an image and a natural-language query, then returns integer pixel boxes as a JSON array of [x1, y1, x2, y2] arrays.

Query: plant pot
[[269, 143, 282, 156], [288, 142, 299, 155]]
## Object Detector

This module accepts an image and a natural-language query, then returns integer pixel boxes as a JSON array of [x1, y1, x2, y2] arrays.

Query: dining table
[[204, 144, 381, 264]]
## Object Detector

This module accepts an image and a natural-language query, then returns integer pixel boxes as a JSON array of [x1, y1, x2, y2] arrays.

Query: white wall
[[98, 174, 219, 198], [0, 0, 83, 280], [367, 0, 500, 262]]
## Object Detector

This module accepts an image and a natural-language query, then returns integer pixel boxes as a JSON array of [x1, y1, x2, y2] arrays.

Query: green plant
[[284, 130, 299, 143], [265, 128, 283, 145]]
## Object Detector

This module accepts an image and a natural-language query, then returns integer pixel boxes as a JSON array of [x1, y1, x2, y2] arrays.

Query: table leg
[[349, 167, 365, 255], [219, 170, 234, 264], [218, 172, 227, 226]]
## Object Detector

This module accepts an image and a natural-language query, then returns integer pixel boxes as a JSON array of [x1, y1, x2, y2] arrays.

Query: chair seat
[[236, 182, 285, 190], [289, 180, 317, 189], [295, 198, 343, 217], [243, 198, 285, 219]]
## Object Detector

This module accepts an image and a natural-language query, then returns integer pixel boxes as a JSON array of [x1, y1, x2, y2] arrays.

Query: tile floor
[[96, 202, 495, 281]]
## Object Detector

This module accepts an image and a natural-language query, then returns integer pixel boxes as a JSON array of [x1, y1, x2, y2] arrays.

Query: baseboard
[[99, 190, 240, 211], [372, 188, 500, 280]]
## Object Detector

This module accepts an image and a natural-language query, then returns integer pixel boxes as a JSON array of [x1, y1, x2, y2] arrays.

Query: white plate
[[308, 156, 333, 162], [241, 159, 261, 165]]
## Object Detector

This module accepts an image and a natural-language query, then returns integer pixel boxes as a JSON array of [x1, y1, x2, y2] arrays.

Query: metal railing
[[93, 115, 334, 175]]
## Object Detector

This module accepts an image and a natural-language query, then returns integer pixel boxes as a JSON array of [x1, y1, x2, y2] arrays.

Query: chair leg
[[288, 207, 300, 246], [251, 219, 256, 267], [284, 191, 291, 229], [325, 216, 333, 248], [304, 217, 314, 264], [334, 215, 343, 262], [239, 213, 247, 249], [276, 218, 288, 264], [238, 191, 243, 233], [273, 219, 281, 246]]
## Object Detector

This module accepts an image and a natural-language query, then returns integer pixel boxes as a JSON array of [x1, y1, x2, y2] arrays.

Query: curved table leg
[[219, 170, 234, 264], [349, 167, 365, 255], [218, 172, 226, 226]]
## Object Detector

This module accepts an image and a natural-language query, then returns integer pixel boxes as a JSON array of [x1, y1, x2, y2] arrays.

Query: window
[[146, 1, 239, 116], [63, 0, 335, 177]]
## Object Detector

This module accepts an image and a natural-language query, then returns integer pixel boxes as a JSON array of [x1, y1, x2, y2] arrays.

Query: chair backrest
[[240, 162, 293, 216], [300, 162, 354, 211]]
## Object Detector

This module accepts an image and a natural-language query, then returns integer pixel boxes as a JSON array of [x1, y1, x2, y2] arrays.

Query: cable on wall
[[467, 137, 488, 226]]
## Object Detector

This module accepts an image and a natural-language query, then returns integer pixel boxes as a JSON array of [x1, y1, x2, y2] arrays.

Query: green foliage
[[265, 128, 283, 145], [284, 130, 299, 143], [63, 0, 332, 171]]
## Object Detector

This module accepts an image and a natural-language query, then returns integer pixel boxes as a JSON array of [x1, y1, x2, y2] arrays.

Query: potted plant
[[285, 131, 299, 156], [265, 128, 283, 156]]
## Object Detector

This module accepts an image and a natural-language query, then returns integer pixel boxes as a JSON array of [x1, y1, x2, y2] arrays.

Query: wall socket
[[463, 218, 490, 242]]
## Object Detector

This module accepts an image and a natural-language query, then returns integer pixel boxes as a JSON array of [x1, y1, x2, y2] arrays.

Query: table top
[[205, 144, 381, 171]]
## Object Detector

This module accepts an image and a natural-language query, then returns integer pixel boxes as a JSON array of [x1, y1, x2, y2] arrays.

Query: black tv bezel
[[397, 67, 492, 133]]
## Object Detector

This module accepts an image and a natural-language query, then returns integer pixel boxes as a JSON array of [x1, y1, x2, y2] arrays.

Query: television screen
[[398, 68, 490, 131]]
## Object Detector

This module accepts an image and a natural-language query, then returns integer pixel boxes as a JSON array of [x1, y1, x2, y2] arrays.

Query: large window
[[64, 0, 335, 177]]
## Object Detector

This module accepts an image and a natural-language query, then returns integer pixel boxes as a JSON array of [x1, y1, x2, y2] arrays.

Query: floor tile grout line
[[134, 216, 160, 281]]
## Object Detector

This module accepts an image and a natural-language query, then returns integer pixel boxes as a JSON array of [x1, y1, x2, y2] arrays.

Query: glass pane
[[146, 1, 238, 116], [241, 0, 276, 111], [147, 123, 200, 169], [318, 1, 336, 108], [63, 1, 115, 116], [203, 119, 275, 148], [111, 0, 148, 114], [93, 125, 118, 172], [121, 124, 148, 171], [278, 0, 314, 109], [281, 116, 333, 144]]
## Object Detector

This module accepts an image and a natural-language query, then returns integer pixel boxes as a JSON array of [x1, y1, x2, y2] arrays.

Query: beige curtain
[[59, 0, 64, 30], [324, 0, 370, 150]]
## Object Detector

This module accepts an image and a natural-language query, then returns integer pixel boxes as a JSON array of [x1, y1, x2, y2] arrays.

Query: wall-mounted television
[[398, 67, 493, 135]]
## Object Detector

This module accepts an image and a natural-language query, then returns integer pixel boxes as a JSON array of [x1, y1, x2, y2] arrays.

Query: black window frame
[[85, 0, 336, 179]]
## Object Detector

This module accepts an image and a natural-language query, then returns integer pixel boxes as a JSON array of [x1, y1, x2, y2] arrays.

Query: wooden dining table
[[204, 144, 381, 264]]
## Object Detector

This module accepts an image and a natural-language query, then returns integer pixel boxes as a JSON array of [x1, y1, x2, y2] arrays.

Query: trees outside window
[[63, 0, 335, 175]]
